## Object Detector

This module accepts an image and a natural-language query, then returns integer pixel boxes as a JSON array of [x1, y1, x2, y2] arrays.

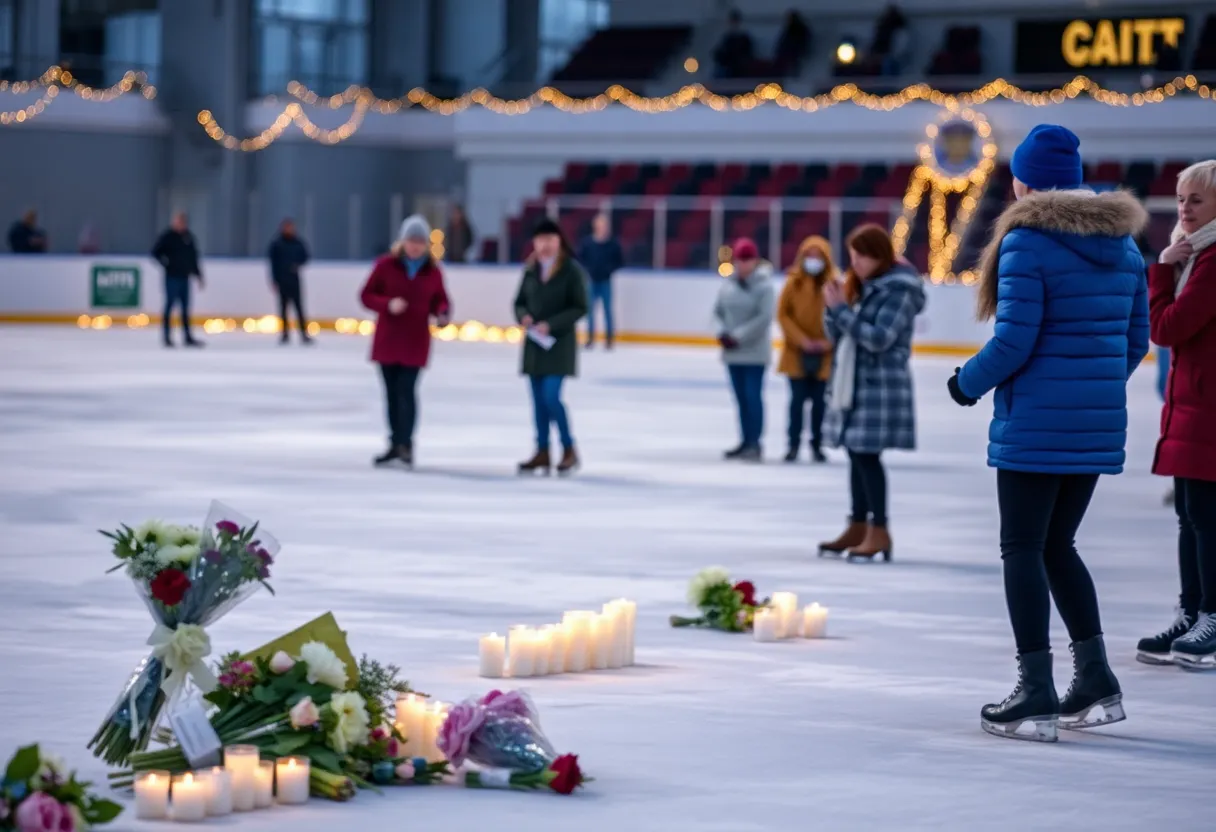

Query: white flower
[[155, 544, 200, 567], [289, 696, 320, 729], [134, 519, 170, 545], [32, 751, 66, 789], [298, 642, 349, 690], [269, 650, 296, 674], [175, 526, 201, 546], [159, 625, 211, 674], [687, 566, 732, 607], [327, 691, 370, 755]]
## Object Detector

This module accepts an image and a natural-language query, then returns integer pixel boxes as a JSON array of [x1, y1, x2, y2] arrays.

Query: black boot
[[981, 650, 1059, 743], [1136, 608, 1194, 665], [398, 444, 414, 469], [1059, 636, 1125, 730], [783, 447, 799, 463], [723, 444, 746, 460], [373, 445, 405, 468], [518, 449, 551, 475], [810, 443, 827, 463]]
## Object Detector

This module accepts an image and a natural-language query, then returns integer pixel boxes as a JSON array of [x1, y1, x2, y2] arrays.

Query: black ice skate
[[981, 650, 1059, 743], [373, 445, 410, 468], [1136, 608, 1193, 665], [1171, 612, 1216, 670], [1058, 636, 1125, 730], [736, 445, 762, 463], [518, 449, 552, 475], [723, 444, 747, 460], [783, 447, 799, 463], [556, 447, 580, 476]]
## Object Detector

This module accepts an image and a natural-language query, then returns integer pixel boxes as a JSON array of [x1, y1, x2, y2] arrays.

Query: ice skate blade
[[1059, 695, 1125, 730], [980, 716, 1058, 743], [1171, 652, 1216, 670], [817, 548, 845, 558], [1136, 650, 1175, 666]]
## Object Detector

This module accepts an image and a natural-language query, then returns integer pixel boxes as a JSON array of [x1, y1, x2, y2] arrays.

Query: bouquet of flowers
[[438, 690, 587, 795], [89, 501, 278, 766], [1, 745, 122, 831], [669, 567, 768, 632]]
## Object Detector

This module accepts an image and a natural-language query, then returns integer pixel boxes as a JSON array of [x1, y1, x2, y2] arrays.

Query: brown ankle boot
[[848, 525, 893, 562], [818, 521, 867, 557], [518, 449, 551, 475], [556, 446, 580, 476]]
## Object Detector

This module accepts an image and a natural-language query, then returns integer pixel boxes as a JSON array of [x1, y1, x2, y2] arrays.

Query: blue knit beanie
[[1010, 125, 1083, 191]]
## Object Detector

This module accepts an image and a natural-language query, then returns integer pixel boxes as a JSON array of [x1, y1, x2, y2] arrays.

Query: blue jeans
[[728, 364, 766, 448], [587, 280, 614, 344], [163, 275, 194, 343], [530, 375, 574, 451], [1157, 345, 1170, 401]]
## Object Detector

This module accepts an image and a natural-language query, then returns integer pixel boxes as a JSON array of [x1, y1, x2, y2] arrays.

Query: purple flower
[[215, 520, 240, 536], [203, 549, 222, 564], [218, 673, 236, 687], [256, 564, 270, 580], [14, 792, 71, 832], [254, 548, 273, 565], [480, 689, 531, 718], [436, 702, 485, 768]]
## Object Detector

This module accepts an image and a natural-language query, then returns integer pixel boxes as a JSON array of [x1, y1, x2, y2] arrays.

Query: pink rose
[[435, 702, 485, 768], [289, 696, 320, 729], [395, 762, 415, 782], [384, 737, 401, 759], [15, 793, 72, 832], [480, 689, 531, 718], [269, 651, 295, 674], [369, 726, 388, 742]]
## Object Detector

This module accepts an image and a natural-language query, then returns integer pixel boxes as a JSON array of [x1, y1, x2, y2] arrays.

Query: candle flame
[[184, 773, 193, 785]]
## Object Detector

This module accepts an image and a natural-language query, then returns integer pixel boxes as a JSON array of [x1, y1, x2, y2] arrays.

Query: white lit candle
[[479, 633, 506, 678], [134, 770, 170, 820], [533, 627, 553, 676], [543, 624, 565, 674], [753, 608, 780, 642], [275, 757, 310, 805], [224, 744, 259, 812], [170, 772, 207, 822], [591, 614, 613, 669], [425, 702, 449, 763], [254, 760, 274, 809], [394, 693, 426, 758], [202, 767, 231, 816], [802, 603, 829, 639], [601, 602, 625, 668], [619, 599, 638, 664], [563, 611, 594, 672], [508, 626, 535, 677], [770, 592, 799, 639]]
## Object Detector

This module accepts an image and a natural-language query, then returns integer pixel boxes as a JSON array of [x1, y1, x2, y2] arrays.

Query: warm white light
[[836, 42, 857, 65]]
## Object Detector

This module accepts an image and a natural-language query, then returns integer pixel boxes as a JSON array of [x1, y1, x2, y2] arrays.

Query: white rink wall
[[0, 255, 994, 351]]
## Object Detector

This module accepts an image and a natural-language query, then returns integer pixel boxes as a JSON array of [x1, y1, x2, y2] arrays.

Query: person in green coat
[[514, 217, 589, 475]]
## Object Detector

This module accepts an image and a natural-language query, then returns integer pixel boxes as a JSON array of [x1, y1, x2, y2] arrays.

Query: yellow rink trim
[[0, 312, 1078, 360]]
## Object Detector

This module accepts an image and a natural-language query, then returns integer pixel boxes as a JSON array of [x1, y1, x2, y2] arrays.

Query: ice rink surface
[[1, 327, 1213, 831]]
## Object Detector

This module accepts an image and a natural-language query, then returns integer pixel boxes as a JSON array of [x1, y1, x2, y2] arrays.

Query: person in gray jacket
[[712, 237, 777, 461]]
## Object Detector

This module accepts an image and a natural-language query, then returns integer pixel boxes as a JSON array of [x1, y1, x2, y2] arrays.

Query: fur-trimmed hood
[[976, 189, 1148, 319]]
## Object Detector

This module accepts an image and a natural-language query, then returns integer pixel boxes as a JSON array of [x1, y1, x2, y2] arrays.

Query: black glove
[[947, 368, 979, 407], [719, 334, 739, 350]]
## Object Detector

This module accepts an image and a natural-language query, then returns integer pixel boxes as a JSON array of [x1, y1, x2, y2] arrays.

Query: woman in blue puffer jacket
[[948, 125, 1149, 743]]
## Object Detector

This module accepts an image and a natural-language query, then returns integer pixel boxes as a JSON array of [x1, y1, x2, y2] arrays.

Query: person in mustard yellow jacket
[[776, 235, 836, 462]]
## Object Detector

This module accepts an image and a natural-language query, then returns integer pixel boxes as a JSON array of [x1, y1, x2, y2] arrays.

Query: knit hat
[[732, 237, 759, 260], [1011, 124, 1083, 191], [532, 217, 563, 238], [397, 214, 432, 243]]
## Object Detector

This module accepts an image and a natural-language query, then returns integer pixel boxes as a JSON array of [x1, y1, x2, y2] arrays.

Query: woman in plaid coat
[[817, 224, 926, 562]]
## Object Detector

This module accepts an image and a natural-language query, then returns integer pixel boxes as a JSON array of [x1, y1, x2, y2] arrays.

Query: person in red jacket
[[1140, 159, 1216, 668], [359, 215, 452, 469]]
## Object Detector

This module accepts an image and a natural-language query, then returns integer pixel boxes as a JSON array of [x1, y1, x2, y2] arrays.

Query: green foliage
[[5, 744, 40, 782], [355, 656, 413, 728]]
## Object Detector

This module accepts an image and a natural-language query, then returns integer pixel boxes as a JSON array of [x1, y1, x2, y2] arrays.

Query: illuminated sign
[[1016, 17, 1188, 74]]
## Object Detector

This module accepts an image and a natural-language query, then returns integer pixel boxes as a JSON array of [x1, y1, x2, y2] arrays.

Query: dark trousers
[[587, 280, 614, 344], [848, 451, 888, 526], [530, 375, 573, 450], [787, 376, 827, 450], [277, 280, 309, 339], [997, 470, 1103, 655], [380, 364, 420, 447], [1175, 477, 1216, 616], [727, 364, 765, 448], [162, 275, 194, 343]]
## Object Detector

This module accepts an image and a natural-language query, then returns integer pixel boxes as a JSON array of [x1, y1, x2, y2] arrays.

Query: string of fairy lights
[[0, 66, 156, 124]]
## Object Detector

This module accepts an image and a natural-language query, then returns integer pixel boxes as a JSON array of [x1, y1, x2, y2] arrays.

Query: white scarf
[[830, 331, 857, 411], [1170, 216, 1216, 298]]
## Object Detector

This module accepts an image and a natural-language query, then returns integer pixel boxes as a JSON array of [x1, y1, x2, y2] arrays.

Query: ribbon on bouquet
[[127, 624, 218, 740]]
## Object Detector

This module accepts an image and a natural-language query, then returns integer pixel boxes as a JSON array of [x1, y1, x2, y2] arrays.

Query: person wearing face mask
[[818, 224, 925, 562], [948, 125, 1149, 742], [359, 215, 452, 469], [1140, 159, 1216, 669], [515, 217, 590, 476], [776, 236, 836, 463], [713, 237, 777, 462]]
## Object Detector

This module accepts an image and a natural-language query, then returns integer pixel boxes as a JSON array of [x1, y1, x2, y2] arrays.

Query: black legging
[[1175, 477, 1216, 617], [848, 451, 887, 527], [380, 364, 420, 447], [997, 470, 1103, 655], [278, 283, 308, 337]]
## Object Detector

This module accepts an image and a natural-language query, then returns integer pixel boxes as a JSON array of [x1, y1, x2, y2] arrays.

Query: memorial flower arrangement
[[89, 502, 278, 766], [669, 567, 769, 632], [1, 745, 122, 831], [439, 690, 587, 795]]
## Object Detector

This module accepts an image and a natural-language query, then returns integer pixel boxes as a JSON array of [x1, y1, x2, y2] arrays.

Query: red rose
[[547, 754, 584, 795], [733, 580, 757, 607], [150, 568, 192, 607]]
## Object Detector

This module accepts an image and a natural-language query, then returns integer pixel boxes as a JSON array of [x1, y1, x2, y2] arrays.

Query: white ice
[[1, 327, 1212, 832]]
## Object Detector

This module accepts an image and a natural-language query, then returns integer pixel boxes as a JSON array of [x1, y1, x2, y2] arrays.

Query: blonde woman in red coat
[[1139, 160, 1216, 668]]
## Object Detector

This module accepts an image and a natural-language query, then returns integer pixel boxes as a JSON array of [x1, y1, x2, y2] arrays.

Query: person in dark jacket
[[713, 9, 754, 78], [8, 209, 47, 253], [268, 218, 312, 345], [818, 224, 925, 562], [151, 212, 204, 348], [577, 213, 624, 349], [515, 217, 589, 476], [359, 215, 452, 469], [1140, 159, 1216, 668], [444, 204, 476, 264], [949, 125, 1150, 742]]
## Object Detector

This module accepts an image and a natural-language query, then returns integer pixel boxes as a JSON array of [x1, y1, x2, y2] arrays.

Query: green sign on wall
[[90, 265, 141, 308]]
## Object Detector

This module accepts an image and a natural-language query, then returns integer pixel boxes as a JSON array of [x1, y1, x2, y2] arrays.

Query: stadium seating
[[551, 26, 693, 84]]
